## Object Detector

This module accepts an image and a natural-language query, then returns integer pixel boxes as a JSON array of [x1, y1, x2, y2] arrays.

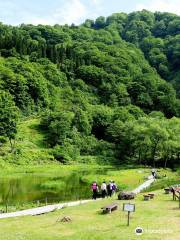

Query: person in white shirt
[[101, 181, 107, 198]]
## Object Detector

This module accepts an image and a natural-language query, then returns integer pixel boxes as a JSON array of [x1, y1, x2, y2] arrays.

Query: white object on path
[[0, 175, 155, 219]]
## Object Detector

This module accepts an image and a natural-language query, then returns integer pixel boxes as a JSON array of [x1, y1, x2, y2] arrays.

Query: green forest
[[0, 10, 180, 168]]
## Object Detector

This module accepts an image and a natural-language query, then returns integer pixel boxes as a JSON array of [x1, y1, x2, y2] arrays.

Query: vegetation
[[0, 166, 179, 239], [0, 10, 179, 167], [0, 164, 178, 212], [0, 189, 179, 240], [145, 168, 180, 192], [0, 165, 151, 205]]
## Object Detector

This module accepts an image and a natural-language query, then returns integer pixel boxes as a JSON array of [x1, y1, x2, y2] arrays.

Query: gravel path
[[132, 175, 155, 194], [0, 200, 95, 219]]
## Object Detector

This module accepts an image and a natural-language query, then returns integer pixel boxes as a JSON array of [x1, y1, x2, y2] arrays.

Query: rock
[[118, 191, 135, 200]]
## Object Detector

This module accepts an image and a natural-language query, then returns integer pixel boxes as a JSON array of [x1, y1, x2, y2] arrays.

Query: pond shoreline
[[0, 175, 155, 219], [0, 165, 151, 208]]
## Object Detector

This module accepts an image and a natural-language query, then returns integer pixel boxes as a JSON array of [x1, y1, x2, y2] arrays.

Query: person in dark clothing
[[112, 181, 117, 195], [107, 181, 113, 197], [151, 169, 156, 178]]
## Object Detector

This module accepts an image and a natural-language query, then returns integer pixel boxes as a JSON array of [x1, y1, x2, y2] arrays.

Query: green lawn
[[1, 164, 177, 190], [0, 165, 178, 211], [0, 154, 179, 240], [0, 190, 179, 240]]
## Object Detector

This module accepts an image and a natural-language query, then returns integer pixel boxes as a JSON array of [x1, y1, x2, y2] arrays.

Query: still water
[[0, 172, 92, 205]]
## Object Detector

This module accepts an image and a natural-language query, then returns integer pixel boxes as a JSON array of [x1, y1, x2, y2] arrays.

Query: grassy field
[[0, 165, 150, 212], [0, 164, 178, 190], [0, 189, 179, 240], [0, 117, 179, 239], [147, 169, 180, 191], [0, 166, 179, 240], [0, 164, 179, 211], [0, 164, 149, 186], [0, 118, 54, 166]]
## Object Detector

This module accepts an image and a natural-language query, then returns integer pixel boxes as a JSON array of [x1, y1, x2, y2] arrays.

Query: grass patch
[[40, 180, 66, 191], [144, 168, 180, 192], [0, 118, 55, 165], [81, 168, 150, 190], [0, 190, 179, 240]]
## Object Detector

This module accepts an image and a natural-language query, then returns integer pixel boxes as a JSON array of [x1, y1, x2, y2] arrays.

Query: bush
[[52, 142, 80, 163]]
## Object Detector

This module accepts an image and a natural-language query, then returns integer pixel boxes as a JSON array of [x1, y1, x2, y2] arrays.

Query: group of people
[[91, 180, 117, 200]]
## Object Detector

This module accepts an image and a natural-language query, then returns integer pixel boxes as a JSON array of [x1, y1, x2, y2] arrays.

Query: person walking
[[112, 181, 117, 195], [101, 181, 107, 198], [151, 169, 156, 179], [107, 180, 113, 197], [91, 181, 98, 200]]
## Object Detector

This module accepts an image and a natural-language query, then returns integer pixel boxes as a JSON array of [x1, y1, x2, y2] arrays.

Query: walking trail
[[0, 175, 155, 219]]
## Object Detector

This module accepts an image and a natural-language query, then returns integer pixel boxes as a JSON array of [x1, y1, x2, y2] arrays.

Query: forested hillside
[[0, 10, 179, 167]]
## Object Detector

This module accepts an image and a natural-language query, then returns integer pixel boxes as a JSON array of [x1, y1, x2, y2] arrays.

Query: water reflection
[[0, 172, 91, 205]]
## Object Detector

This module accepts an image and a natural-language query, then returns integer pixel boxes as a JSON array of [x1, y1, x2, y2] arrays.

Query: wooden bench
[[143, 195, 150, 201], [164, 188, 171, 194], [148, 193, 155, 199], [101, 203, 118, 214]]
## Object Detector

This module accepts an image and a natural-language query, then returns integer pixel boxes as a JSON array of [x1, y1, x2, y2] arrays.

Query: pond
[[0, 165, 115, 207], [0, 171, 93, 206], [0, 165, 144, 209]]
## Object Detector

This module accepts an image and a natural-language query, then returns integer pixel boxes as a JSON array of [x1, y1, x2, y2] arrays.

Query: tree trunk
[[164, 156, 168, 169], [138, 149, 141, 164], [151, 141, 159, 168]]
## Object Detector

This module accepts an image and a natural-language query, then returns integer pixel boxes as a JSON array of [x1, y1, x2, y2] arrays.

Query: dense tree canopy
[[0, 91, 19, 149], [0, 10, 179, 167]]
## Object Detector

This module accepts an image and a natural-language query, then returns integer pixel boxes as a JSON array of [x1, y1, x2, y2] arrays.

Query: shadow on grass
[[172, 207, 180, 210]]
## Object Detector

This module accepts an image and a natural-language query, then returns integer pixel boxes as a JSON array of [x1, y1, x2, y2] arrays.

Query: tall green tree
[[0, 91, 19, 150]]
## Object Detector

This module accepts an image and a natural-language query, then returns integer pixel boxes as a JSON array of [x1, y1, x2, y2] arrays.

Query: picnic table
[[101, 203, 118, 214]]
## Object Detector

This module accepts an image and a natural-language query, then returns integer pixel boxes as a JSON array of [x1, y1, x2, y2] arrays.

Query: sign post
[[123, 203, 135, 226], [127, 211, 130, 226]]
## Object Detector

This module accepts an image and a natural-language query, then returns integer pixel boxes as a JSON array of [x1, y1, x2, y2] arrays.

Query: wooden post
[[172, 188, 175, 200], [37, 200, 40, 206], [123, 203, 135, 226], [5, 204, 8, 213], [127, 211, 130, 226], [45, 197, 48, 206]]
